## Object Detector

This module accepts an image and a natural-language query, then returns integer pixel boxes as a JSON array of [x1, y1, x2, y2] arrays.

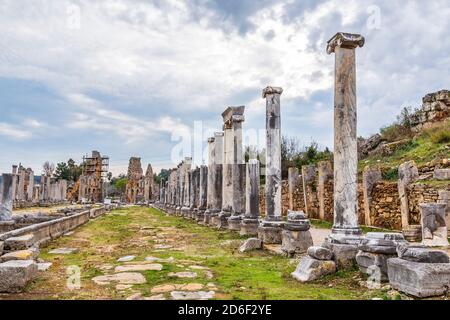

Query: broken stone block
[[239, 238, 262, 253], [48, 247, 78, 254], [0, 247, 40, 263], [433, 168, 450, 180], [37, 262, 52, 271], [117, 255, 135, 262], [168, 271, 197, 278], [358, 232, 407, 255], [323, 242, 358, 269], [170, 290, 215, 300], [387, 258, 450, 298], [281, 211, 313, 256], [291, 256, 336, 282], [4, 234, 36, 251], [356, 250, 395, 282], [0, 260, 38, 293], [396, 244, 449, 263], [420, 203, 449, 247], [307, 246, 333, 260], [92, 272, 147, 285], [114, 263, 163, 272]]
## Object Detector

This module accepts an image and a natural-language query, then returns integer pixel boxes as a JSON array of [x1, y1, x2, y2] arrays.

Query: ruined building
[[125, 157, 158, 204], [77, 151, 109, 203]]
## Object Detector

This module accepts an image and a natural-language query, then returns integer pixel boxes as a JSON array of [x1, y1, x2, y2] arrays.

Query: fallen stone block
[[239, 238, 262, 253], [323, 242, 358, 269], [0, 260, 38, 293], [48, 247, 78, 255], [387, 258, 450, 298], [117, 255, 136, 262], [114, 263, 163, 272], [0, 247, 40, 263], [37, 262, 52, 271], [434, 168, 450, 180], [291, 256, 336, 282], [307, 246, 333, 260], [170, 290, 215, 300], [396, 244, 449, 263], [4, 234, 36, 251], [356, 250, 395, 282], [92, 272, 147, 285]]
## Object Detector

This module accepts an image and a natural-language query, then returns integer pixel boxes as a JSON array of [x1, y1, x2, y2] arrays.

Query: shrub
[[423, 121, 450, 144], [382, 167, 399, 181]]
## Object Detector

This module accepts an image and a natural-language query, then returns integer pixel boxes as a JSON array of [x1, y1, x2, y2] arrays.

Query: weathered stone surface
[[92, 272, 147, 285], [358, 232, 407, 254], [48, 247, 78, 254], [398, 161, 419, 229], [37, 262, 52, 271], [324, 242, 358, 269], [0, 248, 39, 262], [168, 271, 197, 278], [114, 263, 163, 272], [396, 244, 449, 263], [239, 238, 262, 253], [0, 260, 38, 293], [281, 229, 313, 256], [291, 256, 336, 282], [433, 168, 450, 180], [420, 203, 449, 247], [4, 234, 36, 250], [151, 283, 204, 293], [356, 251, 395, 282], [117, 255, 136, 262], [0, 241, 3, 256], [258, 223, 284, 244], [170, 290, 215, 300], [307, 246, 333, 260], [387, 258, 450, 298]]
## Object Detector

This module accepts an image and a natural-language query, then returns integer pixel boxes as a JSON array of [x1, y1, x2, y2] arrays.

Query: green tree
[[54, 162, 71, 181]]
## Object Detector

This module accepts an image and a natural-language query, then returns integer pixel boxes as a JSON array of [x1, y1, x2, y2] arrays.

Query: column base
[[328, 227, 364, 245], [175, 207, 182, 216], [281, 211, 313, 256], [217, 211, 231, 229], [258, 220, 285, 244], [181, 206, 190, 218], [227, 215, 243, 231], [240, 218, 259, 236], [206, 210, 220, 227], [196, 209, 205, 223]]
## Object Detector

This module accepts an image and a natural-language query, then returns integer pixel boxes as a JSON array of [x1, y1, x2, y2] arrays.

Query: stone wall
[[410, 90, 450, 132], [369, 182, 402, 230], [407, 183, 447, 225]]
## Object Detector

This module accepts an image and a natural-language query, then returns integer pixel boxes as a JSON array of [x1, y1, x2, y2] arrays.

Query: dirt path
[[0, 206, 385, 300]]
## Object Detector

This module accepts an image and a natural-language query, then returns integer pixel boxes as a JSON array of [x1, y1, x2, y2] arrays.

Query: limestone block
[[4, 234, 36, 250], [281, 229, 313, 256], [0, 248, 40, 262], [258, 225, 283, 244], [387, 258, 450, 298], [420, 203, 448, 247], [291, 256, 336, 282], [324, 242, 358, 269], [433, 168, 450, 180], [0, 260, 38, 293], [0, 241, 3, 256], [356, 250, 395, 282], [307, 246, 333, 260], [396, 244, 449, 263], [239, 238, 262, 253]]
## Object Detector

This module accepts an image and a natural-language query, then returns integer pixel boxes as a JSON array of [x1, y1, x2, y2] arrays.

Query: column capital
[[326, 32, 364, 54], [262, 86, 283, 98], [222, 106, 245, 124], [214, 131, 224, 138], [207, 137, 215, 143]]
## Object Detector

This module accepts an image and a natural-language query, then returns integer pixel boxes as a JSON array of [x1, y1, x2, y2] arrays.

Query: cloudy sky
[[0, 0, 448, 176]]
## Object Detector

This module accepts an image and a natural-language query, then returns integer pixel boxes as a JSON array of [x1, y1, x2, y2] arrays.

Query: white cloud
[[0, 122, 32, 140]]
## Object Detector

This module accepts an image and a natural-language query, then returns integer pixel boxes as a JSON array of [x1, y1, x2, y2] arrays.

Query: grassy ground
[[2, 206, 390, 300]]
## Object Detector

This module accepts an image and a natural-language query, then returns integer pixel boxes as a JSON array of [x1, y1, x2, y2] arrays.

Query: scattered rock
[[37, 262, 52, 271], [154, 244, 173, 249], [117, 255, 135, 262], [189, 265, 209, 270], [92, 272, 147, 285], [114, 263, 163, 272], [4, 234, 36, 250], [239, 238, 262, 253], [116, 284, 133, 290], [0, 248, 40, 262], [291, 256, 336, 282], [324, 243, 358, 269], [0, 260, 38, 293], [204, 270, 214, 279], [48, 248, 78, 255], [168, 271, 198, 278], [151, 284, 177, 293], [170, 291, 215, 300], [397, 245, 449, 263], [307, 246, 333, 260], [145, 294, 166, 300]]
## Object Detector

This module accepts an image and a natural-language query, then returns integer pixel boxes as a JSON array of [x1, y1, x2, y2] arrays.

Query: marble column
[[240, 159, 260, 236], [326, 32, 365, 244], [181, 157, 192, 216], [11, 165, 17, 203], [0, 174, 14, 221], [288, 167, 300, 211], [218, 106, 245, 230], [207, 132, 224, 227], [176, 162, 183, 215], [197, 165, 208, 222], [17, 167, 26, 202], [189, 167, 200, 219], [159, 179, 164, 204], [318, 161, 333, 221], [27, 169, 34, 202], [258, 86, 284, 244]]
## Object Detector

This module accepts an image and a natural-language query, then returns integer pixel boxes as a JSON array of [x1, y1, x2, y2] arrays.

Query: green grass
[[310, 219, 392, 234], [15, 206, 389, 300]]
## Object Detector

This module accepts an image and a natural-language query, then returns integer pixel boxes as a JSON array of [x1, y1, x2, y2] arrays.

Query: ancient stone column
[[27, 169, 34, 202], [326, 32, 365, 244], [302, 165, 318, 218], [0, 174, 14, 221], [240, 159, 260, 236], [11, 165, 17, 203], [207, 132, 224, 227], [288, 167, 300, 211], [362, 166, 382, 226], [189, 167, 200, 219], [218, 106, 245, 230], [398, 161, 419, 230], [182, 158, 192, 217], [17, 167, 26, 202], [318, 161, 333, 221], [176, 162, 183, 215], [258, 86, 284, 244], [197, 165, 208, 222]]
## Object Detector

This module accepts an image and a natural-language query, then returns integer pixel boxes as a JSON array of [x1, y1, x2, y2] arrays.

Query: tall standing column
[[197, 165, 208, 222], [207, 132, 224, 227], [181, 157, 192, 217], [27, 169, 35, 203], [288, 167, 300, 211], [176, 162, 183, 215], [326, 32, 365, 244], [258, 86, 284, 244], [240, 159, 260, 236], [0, 174, 14, 222], [218, 106, 245, 230]]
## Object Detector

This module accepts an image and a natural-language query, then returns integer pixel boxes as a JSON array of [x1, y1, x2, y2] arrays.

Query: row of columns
[[157, 32, 365, 249]]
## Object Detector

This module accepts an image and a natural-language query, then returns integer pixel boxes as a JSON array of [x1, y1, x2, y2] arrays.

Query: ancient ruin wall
[[369, 181, 402, 230]]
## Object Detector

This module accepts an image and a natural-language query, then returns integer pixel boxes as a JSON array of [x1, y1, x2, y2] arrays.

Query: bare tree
[[43, 161, 55, 177]]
